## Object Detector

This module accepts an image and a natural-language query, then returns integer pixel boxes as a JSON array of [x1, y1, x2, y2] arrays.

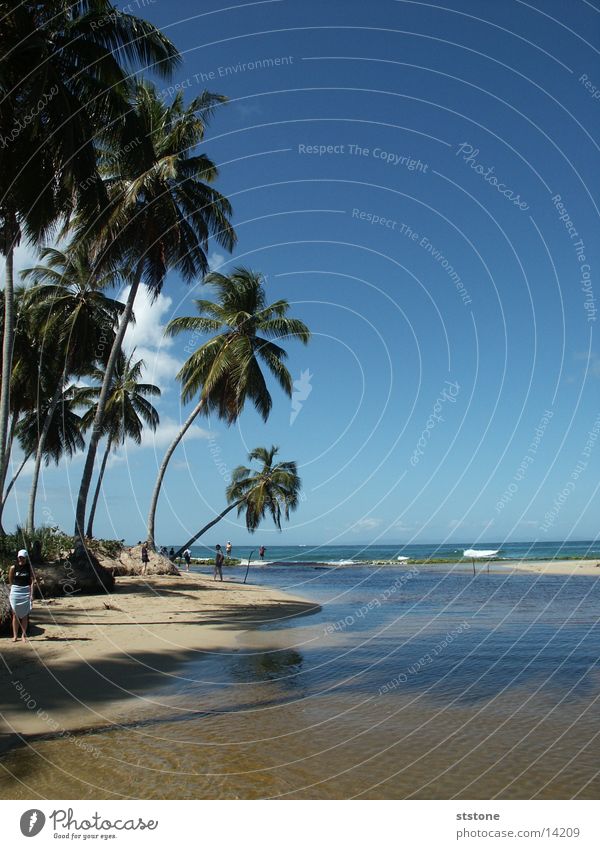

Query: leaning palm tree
[[0, 0, 180, 520], [146, 267, 310, 548], [76, 352, 160, 538], [73, 80, 235, 546], [174, 446, 301, 558], [22, 245, 124, 532]]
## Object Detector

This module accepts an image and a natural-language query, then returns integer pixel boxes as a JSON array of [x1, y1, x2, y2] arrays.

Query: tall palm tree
[[0, 287, 46, 531], [147, 268, 310, 547], [0, 1, 180, 519], [21, 245, 124, 532], [76, 351, 160, 538], [174, 446, 301, 558], [73, 80, 235, 546]]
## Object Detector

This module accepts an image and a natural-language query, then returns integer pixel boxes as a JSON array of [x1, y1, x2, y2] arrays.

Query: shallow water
[[1, 566, 599, 799]]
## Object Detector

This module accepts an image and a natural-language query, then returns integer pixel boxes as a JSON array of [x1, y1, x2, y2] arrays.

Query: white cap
[[17, 549, 28, 558]]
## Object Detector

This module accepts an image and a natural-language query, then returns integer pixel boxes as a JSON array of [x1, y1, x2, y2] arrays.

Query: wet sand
[[0, 573, 319, 750]]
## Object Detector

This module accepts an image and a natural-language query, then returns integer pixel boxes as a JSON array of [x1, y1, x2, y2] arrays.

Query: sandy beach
[[498, 558, 600, 576], [0, 573, 319, 750]]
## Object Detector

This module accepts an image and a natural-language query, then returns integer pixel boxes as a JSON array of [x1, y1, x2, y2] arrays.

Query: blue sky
[[7, 0, 600, 547]]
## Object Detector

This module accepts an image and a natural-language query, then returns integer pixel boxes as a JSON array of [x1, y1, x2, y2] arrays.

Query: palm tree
[[76, 351, 160, 538], [73, 80, 235, 546], [17, 386, 86, 522], [0, 287, 47, 531], [0, 0, 180, 521], [146, 267, 310, 547], [174, 446, 301, 558], [21, 245, 124, 532]]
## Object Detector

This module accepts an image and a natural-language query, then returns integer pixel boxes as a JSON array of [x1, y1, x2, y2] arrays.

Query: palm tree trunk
[[146, 397, 204, 548], [26, 372, 68, 534], [0, 409, 19, 534], [86, 439, 112, 539], [174, 497, 244, 560], [0, 408, 17, 492], [0, 244, 16, 528], [74, 260, 144, 546], [2, 450, 32, 506]]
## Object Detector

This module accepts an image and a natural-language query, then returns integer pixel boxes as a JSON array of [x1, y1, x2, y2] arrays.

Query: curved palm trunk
[[0, 245, 16, 532], [0, 409, 17, 493], [2, 450, 32, 506], [26, 373, 68, 534], [74, 260, 143, 546], [146, 397, 204, 549], [174, 497, 244, 560], [86, 439, 112, 539]]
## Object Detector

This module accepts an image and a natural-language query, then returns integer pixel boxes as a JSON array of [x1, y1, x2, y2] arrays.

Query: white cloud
[[105, 417, 212, 468], [351, 517, 382, 533], [123, 286, 175, 350], [12, 241, 42, 282], [208, 251, 226, 271], [119, 286, 184, 392], [142, 417, 212, 449]]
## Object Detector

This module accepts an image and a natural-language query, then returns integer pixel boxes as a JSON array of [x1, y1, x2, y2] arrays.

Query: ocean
[[183, 539, 600, 564]]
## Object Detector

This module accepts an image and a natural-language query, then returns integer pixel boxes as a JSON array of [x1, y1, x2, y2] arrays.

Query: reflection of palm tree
[[147, 268, 309, 547], [174, 446, 301, 558], [77, 352, 160, 538], [232, 649, 304, 684]]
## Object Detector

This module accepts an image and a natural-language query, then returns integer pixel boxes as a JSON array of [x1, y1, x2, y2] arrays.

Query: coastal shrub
[[0, 527, 125, 576]]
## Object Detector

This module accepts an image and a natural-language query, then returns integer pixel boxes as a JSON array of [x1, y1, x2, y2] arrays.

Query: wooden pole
[[243, 550, 254, 584]]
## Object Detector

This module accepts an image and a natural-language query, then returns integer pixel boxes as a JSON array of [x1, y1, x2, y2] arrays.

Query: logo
[[290, 368, 313, 425], [20, 810, 46, 837]]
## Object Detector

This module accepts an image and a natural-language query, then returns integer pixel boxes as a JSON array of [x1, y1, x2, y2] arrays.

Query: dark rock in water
[[34, 551, 115, 599]]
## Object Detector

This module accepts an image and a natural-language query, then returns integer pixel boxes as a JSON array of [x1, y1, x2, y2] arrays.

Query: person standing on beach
[[169, 547, 175, 560], [8, 549, 36, 642], [183, 548, 191, 571], [214, 545, 224, 581], [141, 543, 149, 575], [259, 545, 266, 560], [226, 541, 232, 558]]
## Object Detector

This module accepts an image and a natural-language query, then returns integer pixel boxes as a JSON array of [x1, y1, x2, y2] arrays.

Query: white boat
[[463, 549, 500, 558]]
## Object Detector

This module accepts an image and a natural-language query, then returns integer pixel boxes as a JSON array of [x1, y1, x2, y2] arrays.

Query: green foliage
[[167, 267, 310, 420], [228, 446, 302, 532], [0, 526, 124, 570]]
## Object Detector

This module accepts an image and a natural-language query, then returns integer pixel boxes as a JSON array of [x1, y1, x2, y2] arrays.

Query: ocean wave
[[325, 559, 358, 566]]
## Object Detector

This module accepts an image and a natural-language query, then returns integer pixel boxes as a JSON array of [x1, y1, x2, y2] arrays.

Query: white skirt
[[9, 585, 32, 618]]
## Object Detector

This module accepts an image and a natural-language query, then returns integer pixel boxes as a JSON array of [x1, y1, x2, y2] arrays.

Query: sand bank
[[0, 573, 319, 749], [497, 558, 600, 576]]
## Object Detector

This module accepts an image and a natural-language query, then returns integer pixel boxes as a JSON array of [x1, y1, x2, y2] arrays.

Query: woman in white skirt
[[8, 549, 36, 642]]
